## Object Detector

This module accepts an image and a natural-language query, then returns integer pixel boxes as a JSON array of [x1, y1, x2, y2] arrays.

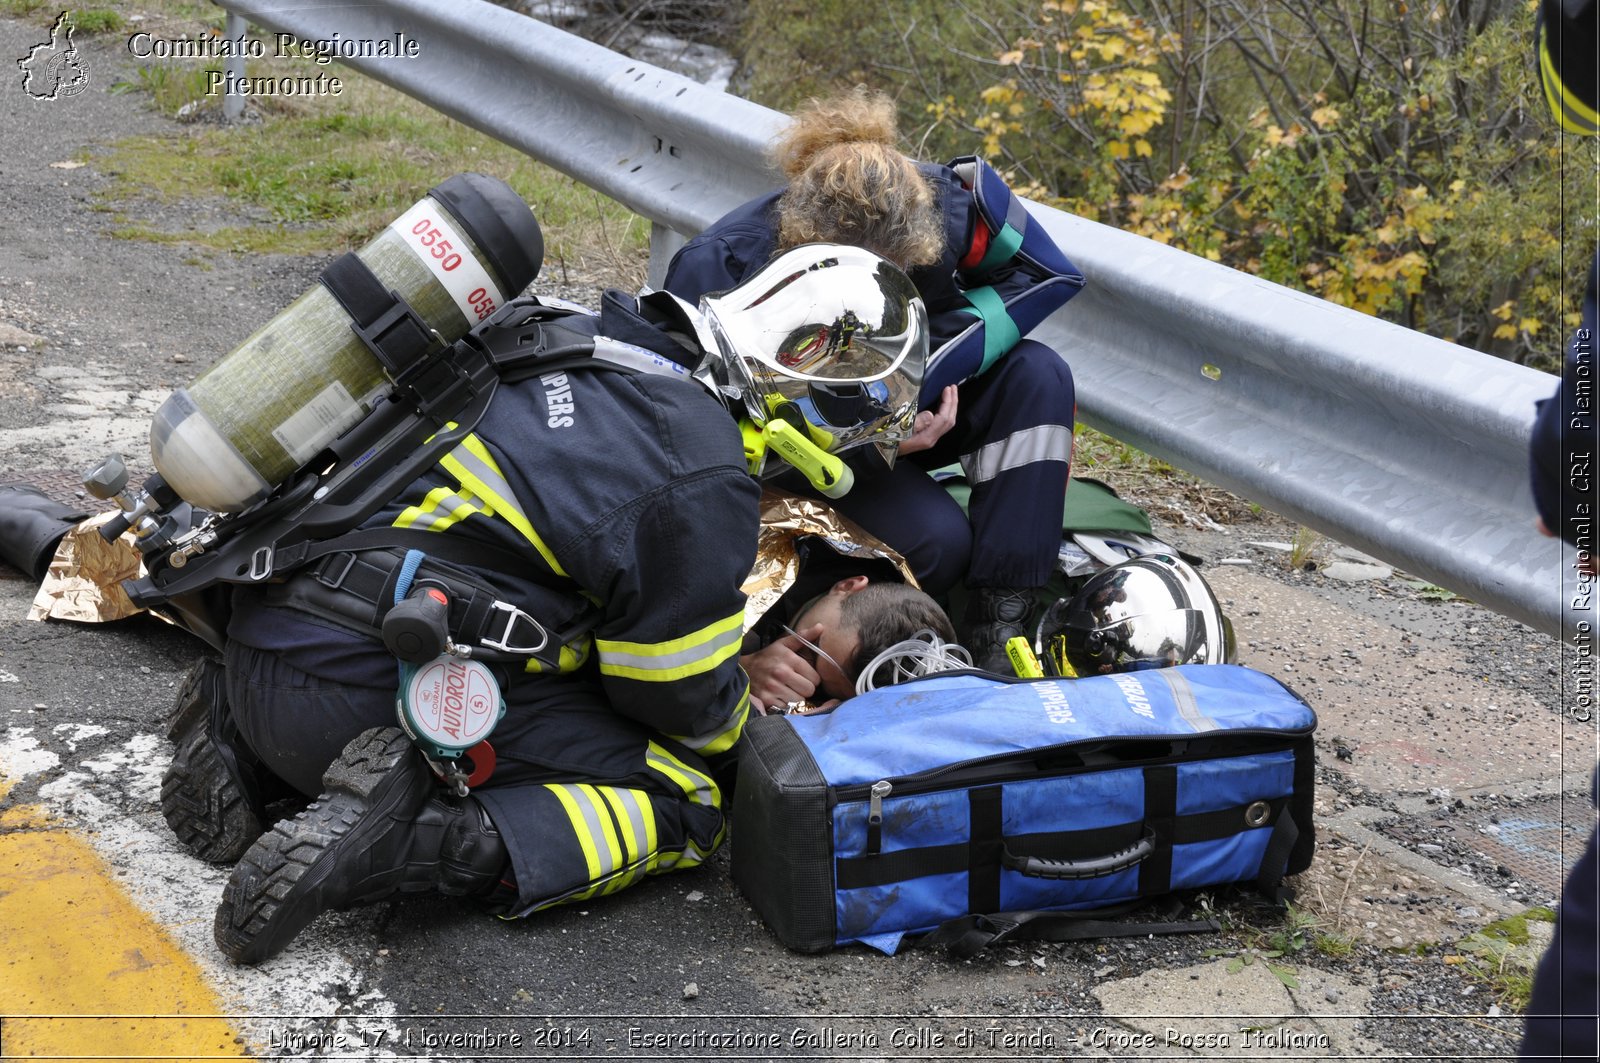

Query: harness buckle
[[479, 600, 550, 656], [248, 545, 274, 581]]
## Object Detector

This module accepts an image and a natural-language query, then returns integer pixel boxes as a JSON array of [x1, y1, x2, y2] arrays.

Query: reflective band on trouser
[[958, 286, 1023, 375], [1541, 45, 1600, 134], [644, 740, 722, 809], [595, 610, 744, 683], [541, 783, 652, 899], [514, 774, 724, 916], [961, 423, 1074, 486], [439, 434, 568, 577]]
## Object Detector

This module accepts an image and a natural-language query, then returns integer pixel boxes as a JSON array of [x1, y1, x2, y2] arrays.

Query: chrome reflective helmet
[[699, 244, 927, 471], [1038, 554, 1235, 676]]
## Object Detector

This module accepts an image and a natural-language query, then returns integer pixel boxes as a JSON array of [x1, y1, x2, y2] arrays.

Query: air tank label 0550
[[391, 201, 505, 325]]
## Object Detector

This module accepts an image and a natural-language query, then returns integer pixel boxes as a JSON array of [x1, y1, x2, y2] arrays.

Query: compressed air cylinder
[[149, 173, 542, 512]]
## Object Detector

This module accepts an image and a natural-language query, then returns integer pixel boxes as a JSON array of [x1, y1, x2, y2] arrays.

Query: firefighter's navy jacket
[[226, 293, 760, 912]]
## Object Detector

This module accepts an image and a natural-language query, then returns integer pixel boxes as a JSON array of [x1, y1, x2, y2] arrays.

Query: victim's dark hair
[[839, 582, 957, 688]]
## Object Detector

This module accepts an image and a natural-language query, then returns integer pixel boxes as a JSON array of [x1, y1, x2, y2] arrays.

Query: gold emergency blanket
[[27, 511, 145, 623], [742, 489, 916, 633]]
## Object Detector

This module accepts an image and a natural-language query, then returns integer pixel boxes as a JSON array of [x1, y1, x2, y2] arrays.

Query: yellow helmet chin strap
[[739, 416, 854, 499]]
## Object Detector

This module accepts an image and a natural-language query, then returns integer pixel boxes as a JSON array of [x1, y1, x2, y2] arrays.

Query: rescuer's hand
[[898, 385, 959, 456]]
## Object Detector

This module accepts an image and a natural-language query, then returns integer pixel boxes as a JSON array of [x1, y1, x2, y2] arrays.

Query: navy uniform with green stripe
[[224, 294, 760, 915], [664, 157, 1084, 597]]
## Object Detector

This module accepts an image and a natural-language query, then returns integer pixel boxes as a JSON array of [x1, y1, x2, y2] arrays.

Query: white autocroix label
[[391, 201, 504, 323]]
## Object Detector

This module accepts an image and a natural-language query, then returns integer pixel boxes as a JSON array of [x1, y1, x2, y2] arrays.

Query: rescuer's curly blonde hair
[[772, 88, 946, 269]]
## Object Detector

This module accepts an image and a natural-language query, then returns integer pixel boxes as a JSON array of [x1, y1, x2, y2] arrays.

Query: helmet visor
[[703, 244, 927, 459]]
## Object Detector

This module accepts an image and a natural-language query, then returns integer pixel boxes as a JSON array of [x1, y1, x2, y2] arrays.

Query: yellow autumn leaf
[[1493, 323, 1519, 340], [1133, 138, 1153, 157], [1492, 300, 1515, 321], [1108, 140, 1131, 159], [1520, 318, 1543, 335], [999, 49, 1025, 65], [1310, 105, 1341, 128]]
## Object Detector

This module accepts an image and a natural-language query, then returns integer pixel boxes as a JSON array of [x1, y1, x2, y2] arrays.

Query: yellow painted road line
[[0, 800, 244, 1060]]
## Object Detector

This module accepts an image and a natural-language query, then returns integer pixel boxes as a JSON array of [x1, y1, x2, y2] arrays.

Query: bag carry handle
[[1001, 826, 1156, 880]]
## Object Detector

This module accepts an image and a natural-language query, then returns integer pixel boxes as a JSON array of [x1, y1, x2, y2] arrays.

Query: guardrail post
[[222, 11, 245, 121], [647, 223, 686, 290]]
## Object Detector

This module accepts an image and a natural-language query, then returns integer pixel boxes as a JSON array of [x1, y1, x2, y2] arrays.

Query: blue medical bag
[[731, 664, 1316, 953]]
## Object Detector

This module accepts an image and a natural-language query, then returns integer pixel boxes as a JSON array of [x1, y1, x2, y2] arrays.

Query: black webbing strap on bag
[[919, 898, 1221, 959], [1256, 810, 1302, 907]]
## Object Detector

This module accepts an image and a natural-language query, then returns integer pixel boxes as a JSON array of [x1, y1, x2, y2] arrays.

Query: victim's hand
[[741, 623, 825, 714]]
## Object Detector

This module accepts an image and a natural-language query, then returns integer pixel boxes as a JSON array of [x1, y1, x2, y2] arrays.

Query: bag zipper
[[834, 728, 1312, 807]]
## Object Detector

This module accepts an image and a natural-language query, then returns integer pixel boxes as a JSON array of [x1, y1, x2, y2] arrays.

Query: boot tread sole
[[214, 728, 422, 966], [160, 658, 262, 865]]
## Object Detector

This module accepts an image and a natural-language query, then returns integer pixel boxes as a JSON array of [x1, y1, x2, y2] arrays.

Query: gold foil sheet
[[742, 489, 916, 633], [27, 512, 145, 623]]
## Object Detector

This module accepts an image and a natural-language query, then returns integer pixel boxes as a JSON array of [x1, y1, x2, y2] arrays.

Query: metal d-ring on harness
[[478, 600, 550, 657]]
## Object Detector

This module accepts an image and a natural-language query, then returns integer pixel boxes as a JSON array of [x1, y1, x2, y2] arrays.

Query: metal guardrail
[[214, 0, 1574, 639]]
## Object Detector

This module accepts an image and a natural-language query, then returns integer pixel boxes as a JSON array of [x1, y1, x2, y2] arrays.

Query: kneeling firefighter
[[121, 175, 928, 964]]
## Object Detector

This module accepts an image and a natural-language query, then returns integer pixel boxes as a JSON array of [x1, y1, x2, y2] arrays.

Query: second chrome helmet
[[1039, 554, 1236, 676]]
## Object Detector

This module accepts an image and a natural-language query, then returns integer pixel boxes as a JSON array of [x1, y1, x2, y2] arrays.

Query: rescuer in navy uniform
[[162, 244, 928, 964], [1524, 1, 1600, 1057], [664, 88, 1086, 673]]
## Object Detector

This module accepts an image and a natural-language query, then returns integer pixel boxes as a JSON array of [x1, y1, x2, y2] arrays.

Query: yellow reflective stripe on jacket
[[438, 434, 568, 577], [644, 741, 721, 808], [665, 686, 749, 757], [392, 484, 485, 533], [595, 610, 744, 682], [1541, 42, 1600, 134]]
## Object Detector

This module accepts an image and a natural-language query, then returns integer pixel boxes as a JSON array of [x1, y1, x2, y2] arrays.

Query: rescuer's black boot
[[963, 586, 1038, 674], [162, 656, 278, 864], [214, 727, 508, 965]]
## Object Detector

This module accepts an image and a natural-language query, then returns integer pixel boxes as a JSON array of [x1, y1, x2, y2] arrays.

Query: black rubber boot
[[161, 657, 274, 864], [963, 586, 1038, 675], [214, 727, 508, 966]]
